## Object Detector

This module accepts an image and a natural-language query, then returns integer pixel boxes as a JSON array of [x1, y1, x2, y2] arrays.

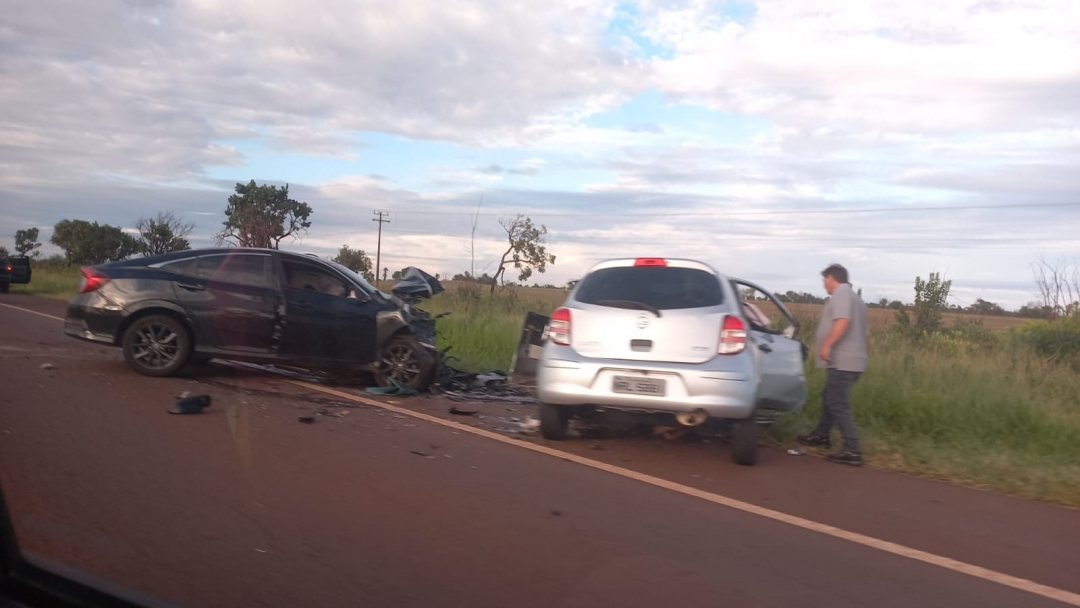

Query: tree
[[135, 211, 193, 256], [382, 268, 388, 282], [391, 267, 412, 281], [490, 214, 555, 294], [1031, 254, 1079, 320], [14, 228, 42, 258], [0, 246, 9, 258], [333, 245, 374, 282], [217, 180, 313, 249], [967, 298, 1005, 317], [895, 271, 952, 334], [51, 219, 139, 265]]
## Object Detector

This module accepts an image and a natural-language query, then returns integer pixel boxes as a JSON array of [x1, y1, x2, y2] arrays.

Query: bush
[[1011, 314, 1080, 367]]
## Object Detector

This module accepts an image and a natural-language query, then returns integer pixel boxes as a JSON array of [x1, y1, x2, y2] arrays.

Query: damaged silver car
[[526, 257, 808, 465]]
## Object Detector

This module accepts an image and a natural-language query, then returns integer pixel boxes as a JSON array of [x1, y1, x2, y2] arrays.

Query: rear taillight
[[77, 267, 110, 294], [719, 315, 747, 355], [634, 258, 667, 267], [548, 307, 571, 346]]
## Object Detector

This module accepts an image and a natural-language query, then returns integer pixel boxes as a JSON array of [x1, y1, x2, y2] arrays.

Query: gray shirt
[[814, 283, 869, 372]]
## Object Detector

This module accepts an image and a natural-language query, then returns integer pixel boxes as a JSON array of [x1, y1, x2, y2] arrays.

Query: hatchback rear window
[[574, 266, 724, 310]]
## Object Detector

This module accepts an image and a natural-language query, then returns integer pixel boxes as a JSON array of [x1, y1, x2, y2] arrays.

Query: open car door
[[731, 278, 808, 413]]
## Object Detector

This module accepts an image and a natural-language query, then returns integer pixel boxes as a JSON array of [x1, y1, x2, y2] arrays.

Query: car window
[[198, 254, 273, 289], [161, 257, 199, 277], [574, 266, 724, 310], [10, 258, 29, 268], [281, 259, 351, 297]]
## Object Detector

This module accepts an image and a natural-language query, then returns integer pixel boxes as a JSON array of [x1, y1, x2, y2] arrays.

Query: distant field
[[435, 280, 1029, 330]]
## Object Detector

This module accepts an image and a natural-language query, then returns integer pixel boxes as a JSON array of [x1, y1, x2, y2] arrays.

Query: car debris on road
[[169, 393, 212, 415]]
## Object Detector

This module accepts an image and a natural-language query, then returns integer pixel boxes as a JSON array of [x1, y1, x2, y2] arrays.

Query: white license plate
[[612, 375, 666, 396]]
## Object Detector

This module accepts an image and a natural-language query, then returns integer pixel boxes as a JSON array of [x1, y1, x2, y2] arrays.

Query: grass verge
[[7, 266, 80, 300]]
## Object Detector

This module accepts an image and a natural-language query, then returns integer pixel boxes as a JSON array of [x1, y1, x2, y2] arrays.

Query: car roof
[[108, 247, 327, 267], [586, 257, 721, 275]]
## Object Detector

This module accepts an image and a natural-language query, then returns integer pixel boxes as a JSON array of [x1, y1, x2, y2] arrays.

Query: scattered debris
[[255, 549, 267, 554], [551, 510, 563, 517], [39, 363, 55, 371], [430, 365, 537, 404], [591, 443, 604, 451], [522, 418, 540, 430], [298, 416, 315, 424], [788, 448, 806, 456], [410, 450, 429, 457], [449, 407, 479, 416], [366, 380, 419, 397], [169, 394, 211, 415]]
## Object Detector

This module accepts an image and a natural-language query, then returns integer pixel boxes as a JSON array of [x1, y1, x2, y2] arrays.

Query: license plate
[[612, 375, 666, 396]]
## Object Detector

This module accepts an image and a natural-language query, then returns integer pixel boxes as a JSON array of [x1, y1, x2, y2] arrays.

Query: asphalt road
[[1, 293, 1078, 608]]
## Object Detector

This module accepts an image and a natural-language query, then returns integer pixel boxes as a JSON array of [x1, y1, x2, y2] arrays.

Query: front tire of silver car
[[540, 402, 570, 440], [121, 314, 192, 378], [731, 417, 758, 466]]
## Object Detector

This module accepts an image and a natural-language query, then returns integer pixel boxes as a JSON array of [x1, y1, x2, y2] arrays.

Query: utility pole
[[372, 210, 389, 287]]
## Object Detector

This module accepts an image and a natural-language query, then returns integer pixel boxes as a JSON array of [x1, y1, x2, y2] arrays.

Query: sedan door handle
[[759, 343, 773, 353], [177, 283, 206, 292]]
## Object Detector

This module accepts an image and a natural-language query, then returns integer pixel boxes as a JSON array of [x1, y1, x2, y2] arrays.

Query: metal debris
[[298, 416, 315, 424], [39, 363, 55, 370], [169, 394, 211, 415]]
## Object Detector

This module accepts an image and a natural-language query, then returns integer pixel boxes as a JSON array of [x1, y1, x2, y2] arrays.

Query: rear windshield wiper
[[594, 300, 662, 317]]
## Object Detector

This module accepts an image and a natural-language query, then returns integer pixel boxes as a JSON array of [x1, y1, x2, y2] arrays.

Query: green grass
[[423, 284, 560, 372], [20, 268, 1080, 506], [8, 266, 81, 300]]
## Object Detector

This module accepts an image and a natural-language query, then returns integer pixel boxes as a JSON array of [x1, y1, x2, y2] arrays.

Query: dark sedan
[[63, 248, 438, 390]]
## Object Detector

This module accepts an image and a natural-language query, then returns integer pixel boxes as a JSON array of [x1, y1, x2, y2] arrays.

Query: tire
[[540, 402, 570, 440], [374, 334, 436, 392], [731, 416, 759, 466], [121, 314, 192, 377]]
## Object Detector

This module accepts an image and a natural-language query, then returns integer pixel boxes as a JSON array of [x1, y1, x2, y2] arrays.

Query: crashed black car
[[63, 248, 441, 390]]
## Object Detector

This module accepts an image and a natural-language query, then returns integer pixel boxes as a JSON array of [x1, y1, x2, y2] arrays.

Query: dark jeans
[[813, 368, 862, 452]]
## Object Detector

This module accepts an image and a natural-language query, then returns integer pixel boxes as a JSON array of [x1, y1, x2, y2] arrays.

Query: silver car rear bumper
[[537, 350, 758, 420]]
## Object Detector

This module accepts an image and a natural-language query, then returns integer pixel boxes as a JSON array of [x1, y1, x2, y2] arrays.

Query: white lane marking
[[12, 301, 1078, 606], [0, 302, 65, 323], [290, 380, 1080, 607]]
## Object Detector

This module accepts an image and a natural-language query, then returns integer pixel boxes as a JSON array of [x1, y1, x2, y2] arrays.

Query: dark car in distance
[[0, 256, 31, 293], [63, 248, 439, 389]]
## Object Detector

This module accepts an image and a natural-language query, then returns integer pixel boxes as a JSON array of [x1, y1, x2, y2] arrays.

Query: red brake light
[[548, 307, 571, 346], [78, 267, 110, 294], [719, 315, 747, 355], [634, 258, 667, 267]]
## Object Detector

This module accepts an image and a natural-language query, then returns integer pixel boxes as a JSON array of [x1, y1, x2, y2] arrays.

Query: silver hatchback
[[536, 257, 808, 465]]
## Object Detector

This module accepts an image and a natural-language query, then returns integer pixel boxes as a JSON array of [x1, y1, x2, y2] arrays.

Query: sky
[[2, 0, 1078, 308]]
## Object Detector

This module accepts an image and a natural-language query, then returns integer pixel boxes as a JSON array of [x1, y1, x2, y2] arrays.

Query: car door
[[731, 278, 807, 411], [276, 257, 379, 364], [169, 252, 280, 353]]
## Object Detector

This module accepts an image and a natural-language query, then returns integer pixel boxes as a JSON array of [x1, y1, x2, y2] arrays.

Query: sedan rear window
[[574, 266, 724, 310]]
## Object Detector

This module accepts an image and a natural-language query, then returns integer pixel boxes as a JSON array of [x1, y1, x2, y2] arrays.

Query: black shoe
[[826, 451, 864, 467], [797, 433, 831, 448]]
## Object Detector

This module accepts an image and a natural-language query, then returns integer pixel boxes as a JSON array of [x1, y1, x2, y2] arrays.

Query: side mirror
[[782, 326, 796, 339]]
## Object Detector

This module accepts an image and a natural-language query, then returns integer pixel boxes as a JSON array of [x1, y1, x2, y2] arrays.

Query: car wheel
[[121, 315, 192, 377], [540, 402, 570, 440], [730, 416, 758, 466], [374, 334, 436, 392]]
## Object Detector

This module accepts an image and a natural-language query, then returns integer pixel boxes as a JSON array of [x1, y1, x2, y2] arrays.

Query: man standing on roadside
[[798, 263, 869, 466]]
